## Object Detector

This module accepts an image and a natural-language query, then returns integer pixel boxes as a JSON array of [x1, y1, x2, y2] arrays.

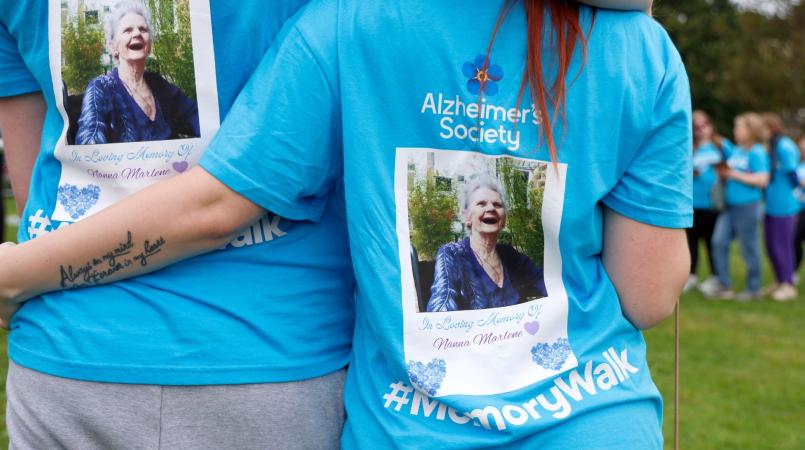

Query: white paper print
[[49, 0, 219, 222], [396, 148, 576, 397]]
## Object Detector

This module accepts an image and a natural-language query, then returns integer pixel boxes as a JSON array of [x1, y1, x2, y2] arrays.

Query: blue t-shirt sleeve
[[0, 20, 39, 97], [778, 138, 799, 172], [749, 148, 770, 173], [200, 3, 341, 222], [602, 57, 693, 229]]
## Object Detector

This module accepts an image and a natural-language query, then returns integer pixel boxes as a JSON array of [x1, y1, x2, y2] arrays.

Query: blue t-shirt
[[201, 1, 692, 448], [765, 136, 801, 217], [1, 0, 354, 384], [724, 144, 769, 207], [692, 141, 727, 210], [796, 163, 805, 210]]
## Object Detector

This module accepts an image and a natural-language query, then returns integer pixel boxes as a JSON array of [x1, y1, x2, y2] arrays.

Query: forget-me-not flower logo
[[462, 54, 504, 96]]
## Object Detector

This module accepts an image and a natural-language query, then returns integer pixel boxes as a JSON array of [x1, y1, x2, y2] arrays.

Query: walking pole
[[674, 299, 680, 450]]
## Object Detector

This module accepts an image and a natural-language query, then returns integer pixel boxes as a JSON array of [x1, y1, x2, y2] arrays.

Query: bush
[[409, 172, 458, 261], [62, 13, 105, 95], [147, 0, 196, 99], [499, 158, 544, 263]]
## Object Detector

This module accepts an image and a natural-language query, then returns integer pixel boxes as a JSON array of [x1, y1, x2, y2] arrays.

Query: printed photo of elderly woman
[[62, 1, 200, 145], [407, 151, 548, 312]]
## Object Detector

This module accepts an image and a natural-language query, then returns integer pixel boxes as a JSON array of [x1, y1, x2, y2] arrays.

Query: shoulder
[[586, 9, 687, 115], [779, 136, 798, 152], [144, 71, 173, 91], [496, 243, 524, 263], [86, 72, 115, 91], [437, 240, 465, 258], [751, 144, 768, 155]]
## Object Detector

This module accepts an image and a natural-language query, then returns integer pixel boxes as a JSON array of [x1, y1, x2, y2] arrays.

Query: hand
[[715, 165, 732, 179], [0, 241, 21, 329]]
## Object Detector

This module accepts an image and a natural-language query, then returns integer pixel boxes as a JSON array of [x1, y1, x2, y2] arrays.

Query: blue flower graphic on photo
[[531, 338, 571, 371], [407, 358, 447, 396], [57, 183, 101, 220], [462, 54, 504, 96]]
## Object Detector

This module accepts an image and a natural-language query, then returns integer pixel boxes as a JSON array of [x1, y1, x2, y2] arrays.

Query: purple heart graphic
[[172, 161, 189, 173], [524, 321, 540, 335]]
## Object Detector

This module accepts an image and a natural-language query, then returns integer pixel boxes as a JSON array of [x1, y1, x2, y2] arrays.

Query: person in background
[[710, 112, 770, 301], [761, 113, 800, 301], [792, 133, 805, 288], [686, 110, 730, 295]]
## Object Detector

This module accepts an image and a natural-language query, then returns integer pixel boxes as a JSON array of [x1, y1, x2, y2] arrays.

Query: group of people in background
[[686, 110, 805, 302]]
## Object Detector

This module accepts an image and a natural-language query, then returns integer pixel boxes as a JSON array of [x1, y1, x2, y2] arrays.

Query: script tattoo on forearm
[[59, 231, 167, 289]]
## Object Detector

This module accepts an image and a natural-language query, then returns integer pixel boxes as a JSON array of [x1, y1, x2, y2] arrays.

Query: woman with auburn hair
[[761, 113, 800, 301], [710, 112, 770, 300], [686, 110, 731, 295], [0, 0, 688, 447]]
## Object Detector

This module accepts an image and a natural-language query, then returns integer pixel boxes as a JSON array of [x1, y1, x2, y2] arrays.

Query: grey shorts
[[6, 361, 346, 450]]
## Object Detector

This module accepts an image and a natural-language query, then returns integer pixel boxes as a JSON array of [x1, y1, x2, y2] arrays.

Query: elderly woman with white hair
[[427, 174, 547, 311], [76, 1, 199, 144]]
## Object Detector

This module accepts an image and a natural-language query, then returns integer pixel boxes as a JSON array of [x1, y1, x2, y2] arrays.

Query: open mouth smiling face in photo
[[467, 187, 506, 235], [113, 12, 151, 63]]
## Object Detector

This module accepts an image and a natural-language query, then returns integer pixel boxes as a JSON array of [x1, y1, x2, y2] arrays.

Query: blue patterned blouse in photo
[[427, 238, 546, 311], [76, 68, 200, 144]]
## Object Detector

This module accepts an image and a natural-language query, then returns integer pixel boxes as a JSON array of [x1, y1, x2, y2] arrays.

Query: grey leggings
[[6, 361, 345, 450]]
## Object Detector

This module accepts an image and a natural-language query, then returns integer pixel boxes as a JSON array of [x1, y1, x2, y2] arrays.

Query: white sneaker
[[683, 275, 698, 293], [772, 284, 797, 302], [698, 276, 721, 296], [793, 274, 800, 286]]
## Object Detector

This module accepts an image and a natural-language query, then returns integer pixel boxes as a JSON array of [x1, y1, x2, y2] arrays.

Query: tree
[[408, 172, 458, 261], [654, 0, 804, 134], [147, 0, 196, 99], [62, 13, 105, 95], [498, 159, 544, 264]]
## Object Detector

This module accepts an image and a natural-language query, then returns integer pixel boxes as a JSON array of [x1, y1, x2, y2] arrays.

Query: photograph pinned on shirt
[[48, 0, 219, 222], [406, 152, 548, 313], [395, 148, 575, 397]]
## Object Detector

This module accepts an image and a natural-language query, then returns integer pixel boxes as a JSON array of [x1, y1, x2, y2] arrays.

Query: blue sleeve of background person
[[602, 51, 693, 229], [200, 3, 341, 223], [427, 245, 460, 312], [778, 137, 799, 172], [0, 20, 39, 97], [721, 138, 734, 159], [748, 145, 770, 173]]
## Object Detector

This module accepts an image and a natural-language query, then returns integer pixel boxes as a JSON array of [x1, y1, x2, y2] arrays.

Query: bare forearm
[[602, 208, 688, 329], [728, 171, 769, 188], [0, 93, 46, 212], [0, 167, 264, 303]]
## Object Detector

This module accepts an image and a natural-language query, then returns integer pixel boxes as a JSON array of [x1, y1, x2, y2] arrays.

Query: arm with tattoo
[[0, 166, 264, 305]]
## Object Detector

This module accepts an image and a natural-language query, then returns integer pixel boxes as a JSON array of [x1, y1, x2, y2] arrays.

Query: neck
[[469, 231, 497, 256], [118, 61, 146, 86]]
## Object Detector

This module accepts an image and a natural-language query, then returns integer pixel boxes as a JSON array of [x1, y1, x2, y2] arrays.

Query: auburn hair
[[481, 0, 591, 162]]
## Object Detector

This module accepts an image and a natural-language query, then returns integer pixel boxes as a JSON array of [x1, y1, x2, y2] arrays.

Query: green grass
[[0, 202, 802, 448]]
